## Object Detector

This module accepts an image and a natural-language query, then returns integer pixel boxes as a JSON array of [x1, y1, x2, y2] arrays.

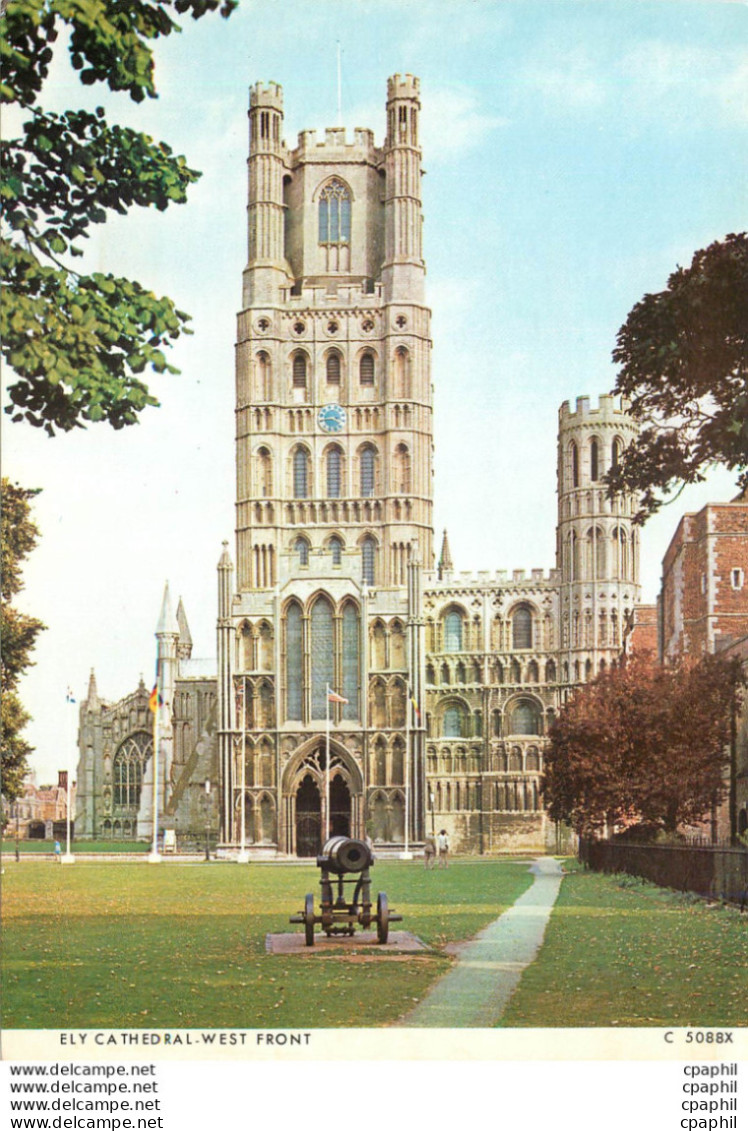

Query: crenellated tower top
[[249, 82, 284, 112]]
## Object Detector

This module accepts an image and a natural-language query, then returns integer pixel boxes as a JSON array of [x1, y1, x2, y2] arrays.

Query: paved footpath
[[401, 856, 564, 1027]]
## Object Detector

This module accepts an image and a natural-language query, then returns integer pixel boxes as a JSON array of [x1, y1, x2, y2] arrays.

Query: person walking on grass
[[436, 828, 450, 868], [53, 840, 62, 864], [423, 834, 436, 869]]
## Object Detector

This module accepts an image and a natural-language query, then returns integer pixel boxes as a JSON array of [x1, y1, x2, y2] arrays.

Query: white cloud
[[420, 86, 507, 161], [519, 45, 607, 113]]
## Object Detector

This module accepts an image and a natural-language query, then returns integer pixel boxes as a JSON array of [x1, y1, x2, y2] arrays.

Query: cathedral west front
[[74, 76, 641, 855]]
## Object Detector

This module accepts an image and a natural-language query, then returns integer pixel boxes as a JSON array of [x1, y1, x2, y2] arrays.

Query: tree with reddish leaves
[[543, 652, 745, 838]]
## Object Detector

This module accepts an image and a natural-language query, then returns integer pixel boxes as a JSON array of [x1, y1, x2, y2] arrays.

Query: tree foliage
[[1, 480, 46, 802], [607, 233, 748, 522], [543, 652, 745, 837], [1, 0, 237, 434]]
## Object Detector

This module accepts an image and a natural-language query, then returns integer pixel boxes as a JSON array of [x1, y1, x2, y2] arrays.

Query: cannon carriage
[[290, 836, 402, 946]]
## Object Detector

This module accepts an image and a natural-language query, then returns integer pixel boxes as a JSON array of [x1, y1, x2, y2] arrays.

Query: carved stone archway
[[280, 738, 364, 855]]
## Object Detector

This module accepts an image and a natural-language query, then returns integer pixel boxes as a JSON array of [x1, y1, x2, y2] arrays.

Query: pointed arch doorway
[[284, 740, 363, 856]]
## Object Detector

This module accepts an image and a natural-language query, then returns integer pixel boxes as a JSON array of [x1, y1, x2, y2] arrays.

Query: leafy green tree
[[543, 652, 745, 837], [1, 0, 237, 434], [1, 481, 46, 803], [607, 233, 748, 522]]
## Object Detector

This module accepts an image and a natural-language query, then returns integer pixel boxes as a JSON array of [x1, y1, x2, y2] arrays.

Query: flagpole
[[325, 684, 331, 844], [237, 677, 249, 864], [148, 682, 161, 863], [63, 690, 76, 864], [400, 686, 413, 859]]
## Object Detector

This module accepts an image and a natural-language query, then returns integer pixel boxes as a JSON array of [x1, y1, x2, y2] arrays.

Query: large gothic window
[[326, 447, 342, 498], [318, 179, 351, 244], [341, 602, 360, 721], [444, 610, 463, 652], [310, 596, 334, 719], [113, 733, 152, 810], [512, 606, 532, 649], [293, 448, 309, 498], [285, 602, 303, 721]]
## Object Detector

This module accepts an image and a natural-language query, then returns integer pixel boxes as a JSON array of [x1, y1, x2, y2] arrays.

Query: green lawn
[[1, 858, 533, 1029], [2, 840, 150, 855], [502, 863, 748, 1027]]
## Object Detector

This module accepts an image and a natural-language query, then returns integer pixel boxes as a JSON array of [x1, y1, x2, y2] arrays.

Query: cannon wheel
[[376, 891, 389, 945], [304, 893, 315, 947]]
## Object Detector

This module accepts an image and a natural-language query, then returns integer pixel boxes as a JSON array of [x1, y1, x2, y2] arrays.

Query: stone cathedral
[[74, 76, 641, 855]]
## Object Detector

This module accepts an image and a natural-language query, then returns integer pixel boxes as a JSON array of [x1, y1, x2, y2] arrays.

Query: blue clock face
[[318, 403, 347, 433]]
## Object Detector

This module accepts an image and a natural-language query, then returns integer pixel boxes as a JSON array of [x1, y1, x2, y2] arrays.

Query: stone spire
[[176, 597, 193, 660], [156, 581, 179, 637], [86, 668, 100, 711], [438, 529, 453, 579]]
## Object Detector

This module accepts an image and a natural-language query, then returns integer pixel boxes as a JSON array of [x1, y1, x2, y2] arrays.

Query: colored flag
[[149, 684, 163, 713], [410, 695, 421, 722], [65, 689, 76, 704], [327, 691, 349, 704]]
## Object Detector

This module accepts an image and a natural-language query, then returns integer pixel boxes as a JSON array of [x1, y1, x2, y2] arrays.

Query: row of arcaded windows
[[254, 347, 411, 399], [438, 604, 536, 653], [427, 658, 558, 686], [564, 526, 636, 581], [568, 436, 625, 488], [283, 443, 410, 500]]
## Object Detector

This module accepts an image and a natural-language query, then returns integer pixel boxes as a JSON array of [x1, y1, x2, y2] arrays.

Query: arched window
[[360, 446, 376, 497], [394, 443, 410, 493], [394, 346, 410, 397], [294, 536, 309, 567], [590, 437, 599, 482], [292, 352, 307, 389], [326, 351, 341, 384], [257, 447, 272, 497], [326, 447, 342, 498], [341, 602, 360, 720], [113, 733, 152, 810], [570, 441, 579, 488], [586, 526, 606, 579], [256, 351, 271, 400], [293, 448, 309, 498], [443, 704, 464, 738], [444, 610, 463, 653], [310, 596, 334, 719], [329, 536, 343, 566], [612, 437, 623, 468], [285, 602, 303, 721], [545, 659, 557, 683], [512, 606, 532, 649], [613, 526, 630, 579], [318, 179, 351, 244], [510, 700, 540, 735], [362, 536, 376, 585], [359, 352, 375, 386]]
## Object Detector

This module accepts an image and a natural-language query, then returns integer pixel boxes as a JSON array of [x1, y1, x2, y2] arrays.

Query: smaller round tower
[[382, 73, 424, 303], [556, 394, 640, 683], [244, 82, 291, 306]]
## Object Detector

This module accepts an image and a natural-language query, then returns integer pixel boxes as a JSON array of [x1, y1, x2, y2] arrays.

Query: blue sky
[[5, 0, 747, 782]]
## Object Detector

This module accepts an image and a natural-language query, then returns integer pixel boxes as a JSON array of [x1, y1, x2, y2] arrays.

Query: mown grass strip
[[501, 863, 747, 1027]]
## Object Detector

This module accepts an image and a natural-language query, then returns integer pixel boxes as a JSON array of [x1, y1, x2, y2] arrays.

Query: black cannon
[[290, 835, 402, 946]]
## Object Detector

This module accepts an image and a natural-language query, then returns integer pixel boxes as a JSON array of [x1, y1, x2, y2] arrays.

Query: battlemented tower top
[[249, 82, 284, 111], [559, 393, 631, 422], [387, 73, 420, 100]]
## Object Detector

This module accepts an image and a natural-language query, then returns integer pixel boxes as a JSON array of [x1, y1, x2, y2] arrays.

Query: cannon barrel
[[317, 836, 373, 874]]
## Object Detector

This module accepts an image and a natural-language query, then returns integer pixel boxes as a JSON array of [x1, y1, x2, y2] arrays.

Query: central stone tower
[[217, 75, 433, 853]]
